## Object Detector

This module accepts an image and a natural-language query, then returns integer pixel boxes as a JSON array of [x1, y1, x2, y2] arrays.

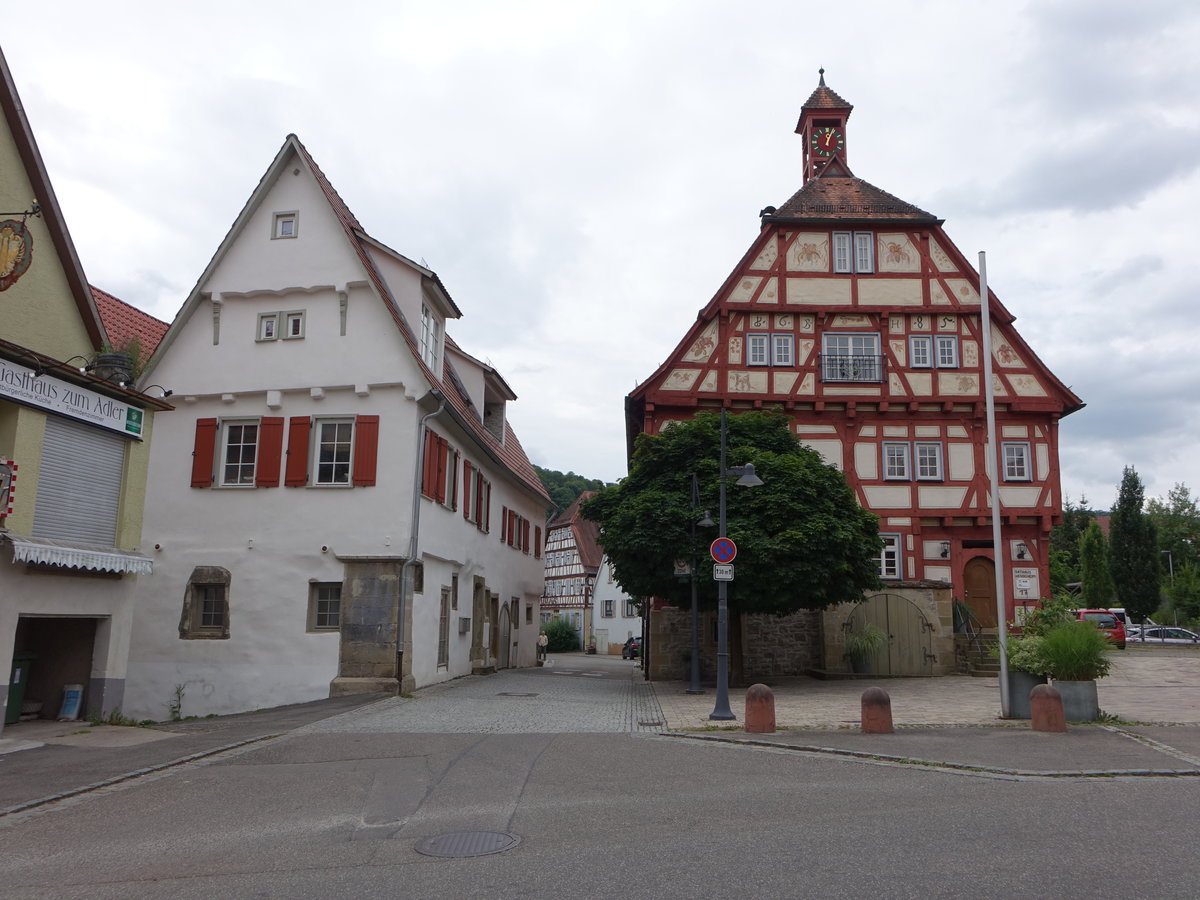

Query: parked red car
[[1076, 609, 1126, 649]]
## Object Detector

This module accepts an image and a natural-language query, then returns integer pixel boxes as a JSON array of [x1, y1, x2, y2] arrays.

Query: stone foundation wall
[[646, 583, 956, 682], [647, 605, 823, 682]]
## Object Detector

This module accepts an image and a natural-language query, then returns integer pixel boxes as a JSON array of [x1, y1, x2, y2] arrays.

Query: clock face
[[811, 126, 844, 157]]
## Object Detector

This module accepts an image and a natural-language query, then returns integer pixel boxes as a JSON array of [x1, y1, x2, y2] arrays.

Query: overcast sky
[[6, 1, 1200, 508]]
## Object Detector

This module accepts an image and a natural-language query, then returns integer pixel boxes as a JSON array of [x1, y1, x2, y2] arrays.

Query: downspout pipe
[[399, 391, 447, 680]]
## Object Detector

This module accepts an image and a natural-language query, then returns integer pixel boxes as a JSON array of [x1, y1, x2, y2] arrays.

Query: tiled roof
[[801, 70, 853, 112], [92, 285, 169, 362], [771, 167, 939, 223], [551, 491, 603, 572]]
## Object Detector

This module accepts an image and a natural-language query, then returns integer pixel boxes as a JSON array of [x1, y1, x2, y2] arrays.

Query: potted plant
[[1041, 620, 1112, 721], [844, 623, 888, 674], [1000, 633, 1049, 719]]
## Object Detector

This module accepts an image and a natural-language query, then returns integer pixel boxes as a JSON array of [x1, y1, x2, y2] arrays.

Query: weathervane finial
[[818, 67, 826, 86]]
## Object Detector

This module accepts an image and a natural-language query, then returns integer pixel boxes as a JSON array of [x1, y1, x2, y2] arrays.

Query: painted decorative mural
[[877, 234, 920, 273], [787, 233, 829, 271], [0, 220, 33, 291]]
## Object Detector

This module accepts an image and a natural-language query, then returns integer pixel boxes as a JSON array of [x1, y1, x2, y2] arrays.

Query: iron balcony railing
[[818, 354, 885, 383]]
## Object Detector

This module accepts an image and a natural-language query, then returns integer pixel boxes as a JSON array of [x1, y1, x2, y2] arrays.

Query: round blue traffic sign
[[710, 537, 737, 563]]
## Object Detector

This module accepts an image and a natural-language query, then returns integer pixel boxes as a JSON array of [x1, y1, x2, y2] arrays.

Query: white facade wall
[[124, 142, 545, 720], [590, 557, 640, 653]]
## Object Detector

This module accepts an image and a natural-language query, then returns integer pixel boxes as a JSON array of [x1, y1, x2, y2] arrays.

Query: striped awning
[[3, 534, 153, 575]]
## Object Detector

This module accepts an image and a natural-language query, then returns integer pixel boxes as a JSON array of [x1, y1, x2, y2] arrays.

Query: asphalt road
[[2, 654, 1198, 899]]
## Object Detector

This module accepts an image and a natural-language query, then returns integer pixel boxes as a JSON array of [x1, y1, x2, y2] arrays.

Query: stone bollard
[[1030, 684, 1067, 733], [861, 687, 894, 734], [744, 683, 776, 734]]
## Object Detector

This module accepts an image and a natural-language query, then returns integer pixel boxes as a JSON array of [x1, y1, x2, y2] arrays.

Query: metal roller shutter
[[32, 415, 126, 546]]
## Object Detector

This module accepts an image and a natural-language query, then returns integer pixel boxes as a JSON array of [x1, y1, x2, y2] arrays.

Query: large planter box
[[1007, 671, 1048, 719], [1053, 679, 1099, 722]]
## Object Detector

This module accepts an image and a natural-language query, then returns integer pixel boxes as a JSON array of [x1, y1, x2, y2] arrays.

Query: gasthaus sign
[[0, 358, 144, 439]]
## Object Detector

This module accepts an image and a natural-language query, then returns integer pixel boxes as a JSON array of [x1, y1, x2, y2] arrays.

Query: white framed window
[[833, 231, 874, 273], [936, 336, 959, 368], [854, 232, 875, 273], [272, 211, 298, 239], [909, 336, 932, 368], [833, 232, 852, 273], [283, 311, 306, 340], [878, 534, 901, 579], [308, 583, 342, 632], [822, 333, 882, 382], [313, 419, 354, 486], [420, 304, 442, 370], [624, 598, 638, 618], [1002, 442, 1032, 481], [883, 442, 910, 480], [220, 421, 259, 486], [915, 442, 943, 481], [257, 313, 279, 342], [772, 333, 794, 366], [747, 333, 769, 366], [747, 333, 794, 367]]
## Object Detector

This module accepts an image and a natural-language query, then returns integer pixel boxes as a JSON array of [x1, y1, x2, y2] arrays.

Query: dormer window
[[420, 303, 442, 371], [273, 212, 298, 239]]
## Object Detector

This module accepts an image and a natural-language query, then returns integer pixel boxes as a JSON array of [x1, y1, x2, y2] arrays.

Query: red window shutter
[[191, 418, 218, 488], [523, 519, 530, 553], [482, 480, 491, 532], [285, 417, 311, 487], [501, 506, 509, 542], [352, 415, 380, 486], [435, 436, 449, 503], [256, 417, 284, 487], [535, 526, 542, 558], [462, 461, 473, 519], [421, 430, 436, 497]]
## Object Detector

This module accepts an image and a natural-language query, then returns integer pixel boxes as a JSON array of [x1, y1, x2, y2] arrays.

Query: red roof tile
[[91, 285, 169, 362], [800, 69, 853, 112], [771, 167, 939, 223], [551, 491, 603, 572]]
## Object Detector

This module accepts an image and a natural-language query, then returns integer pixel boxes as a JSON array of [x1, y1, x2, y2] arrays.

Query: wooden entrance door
[[962, 557, 998, 628], [497, 605, 511, 668]]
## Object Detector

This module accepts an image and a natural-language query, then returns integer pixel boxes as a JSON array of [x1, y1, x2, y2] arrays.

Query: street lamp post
[[710, 408, 763, 721]]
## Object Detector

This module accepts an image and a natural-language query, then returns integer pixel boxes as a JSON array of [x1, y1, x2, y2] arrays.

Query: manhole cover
[[415, 831, 521, 858], [497, 692, 539, 697]]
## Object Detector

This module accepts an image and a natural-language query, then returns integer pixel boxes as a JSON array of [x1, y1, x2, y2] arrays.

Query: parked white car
[[1129, 626, 1200, 645]]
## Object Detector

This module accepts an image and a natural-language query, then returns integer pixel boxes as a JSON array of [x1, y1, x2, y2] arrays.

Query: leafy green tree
[[1048, 495, 1093, 595], [1147, 482, 1200, 574], [581, 410, 882, 617], [1078, 521, 1116, 608], [533, 466, 609, 521], [539, 617, 580, 652], [1108, 466, 1160, 619], [1167, 566, 1200, 624]]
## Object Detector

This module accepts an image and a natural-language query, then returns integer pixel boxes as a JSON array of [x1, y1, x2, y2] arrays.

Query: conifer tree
[[1109, 466, 1160, 619]]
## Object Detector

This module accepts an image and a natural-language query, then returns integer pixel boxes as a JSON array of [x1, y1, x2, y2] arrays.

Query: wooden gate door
[[497, 605, 511, 669], [848, 593, 933, 675], [962, 557, 998, 629]]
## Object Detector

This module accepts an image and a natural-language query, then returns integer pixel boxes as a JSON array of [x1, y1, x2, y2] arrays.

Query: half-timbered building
[[628, 73, 1082, 674]]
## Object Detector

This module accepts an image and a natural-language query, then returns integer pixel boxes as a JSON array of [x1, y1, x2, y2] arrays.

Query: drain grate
[[496, 692, 539, 697], [415, 831, 521, 858]]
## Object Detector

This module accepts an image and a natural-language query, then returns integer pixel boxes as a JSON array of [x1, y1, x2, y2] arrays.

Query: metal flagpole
[[979, 251, 1011, 718]]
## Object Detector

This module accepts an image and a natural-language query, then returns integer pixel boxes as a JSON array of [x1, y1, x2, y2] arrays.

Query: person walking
[[537, 632, 548, 661]]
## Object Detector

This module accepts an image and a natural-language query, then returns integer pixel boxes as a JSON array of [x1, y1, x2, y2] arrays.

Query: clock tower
[[795, 68, 853, 182]]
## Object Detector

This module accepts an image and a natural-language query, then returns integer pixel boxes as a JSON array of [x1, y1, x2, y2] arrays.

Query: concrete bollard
[[744, 683, 776, 734], [1030, 683, 1067, 733], [861, 686, 893, 734]]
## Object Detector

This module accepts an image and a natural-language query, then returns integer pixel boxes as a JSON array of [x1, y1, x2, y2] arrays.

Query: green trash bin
[[6, 652, 36, 725]]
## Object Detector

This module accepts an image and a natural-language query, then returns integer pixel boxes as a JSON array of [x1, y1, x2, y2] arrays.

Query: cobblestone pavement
[[299, 654, 665, 735], [652, 645, 1200, 729]]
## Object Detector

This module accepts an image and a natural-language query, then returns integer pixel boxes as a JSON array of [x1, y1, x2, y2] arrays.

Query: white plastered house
[[123, 135, 548, 720]]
